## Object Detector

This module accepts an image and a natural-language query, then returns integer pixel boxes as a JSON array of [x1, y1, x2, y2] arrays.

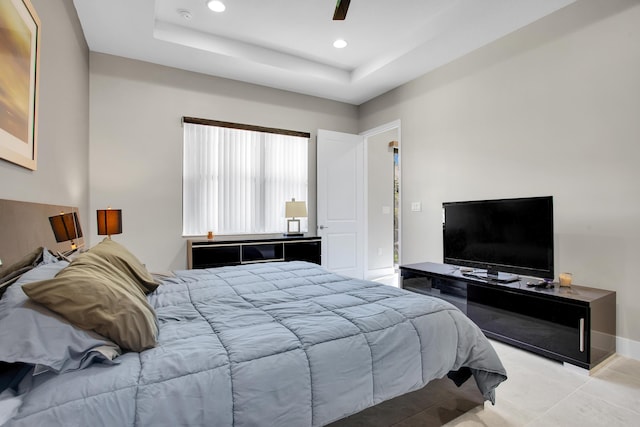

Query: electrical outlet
[[411, 202, 422, 212]]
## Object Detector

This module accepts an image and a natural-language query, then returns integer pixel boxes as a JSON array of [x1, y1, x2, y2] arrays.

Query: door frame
[[360, 119, 402, 277]]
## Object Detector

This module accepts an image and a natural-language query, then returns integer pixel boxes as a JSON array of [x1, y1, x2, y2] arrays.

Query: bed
[[0, 202, 506, 426]]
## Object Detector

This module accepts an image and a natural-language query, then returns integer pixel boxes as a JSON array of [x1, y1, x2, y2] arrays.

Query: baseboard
[[564, 352, 617, 376], [616, 336, 640, 361], [366, 267, 396, 281]]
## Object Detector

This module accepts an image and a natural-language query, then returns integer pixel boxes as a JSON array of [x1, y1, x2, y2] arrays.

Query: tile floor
[[449, 340, 640, 427], [331, 274, 640, 426]]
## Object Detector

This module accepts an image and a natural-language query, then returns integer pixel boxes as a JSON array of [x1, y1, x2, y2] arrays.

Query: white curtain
[[183, 123, 308, 235]]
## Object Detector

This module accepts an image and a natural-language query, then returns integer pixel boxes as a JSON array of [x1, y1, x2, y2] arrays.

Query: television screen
[[443, 196, 554, 281]]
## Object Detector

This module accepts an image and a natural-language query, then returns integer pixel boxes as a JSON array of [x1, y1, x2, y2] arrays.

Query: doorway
[[316, 121, 401, 281], [362, 121, 401, 280]]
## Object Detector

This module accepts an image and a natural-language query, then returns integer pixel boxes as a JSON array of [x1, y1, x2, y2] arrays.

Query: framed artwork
[[0, 0, 40, 170]]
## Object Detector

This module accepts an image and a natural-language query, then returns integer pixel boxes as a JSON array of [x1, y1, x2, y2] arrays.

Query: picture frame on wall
[[0, 0, 40, 170]]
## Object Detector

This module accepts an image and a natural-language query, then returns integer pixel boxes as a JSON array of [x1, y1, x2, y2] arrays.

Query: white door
[[317, 129, 365, 279]]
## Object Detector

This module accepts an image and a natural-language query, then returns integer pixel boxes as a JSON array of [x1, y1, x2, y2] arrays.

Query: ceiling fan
[[333, 0, 351, 20]]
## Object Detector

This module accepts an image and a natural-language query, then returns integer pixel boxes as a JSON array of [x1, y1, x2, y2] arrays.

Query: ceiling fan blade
[[333, 0, 351, 20]]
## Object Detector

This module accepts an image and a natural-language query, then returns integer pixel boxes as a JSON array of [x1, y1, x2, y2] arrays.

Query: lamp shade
[[49, 212, 83, 243], [97, 209, 122, 237], [285, 200, 307, 218]]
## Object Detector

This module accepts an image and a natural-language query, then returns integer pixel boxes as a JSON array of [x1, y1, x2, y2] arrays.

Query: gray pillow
[[0, 262, 121, 374]]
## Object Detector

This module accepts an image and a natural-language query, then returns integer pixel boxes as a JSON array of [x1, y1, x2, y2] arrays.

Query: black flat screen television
[[442, 196, 554, 282]]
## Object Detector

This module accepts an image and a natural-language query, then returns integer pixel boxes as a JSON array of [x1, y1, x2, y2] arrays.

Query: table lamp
[[49, 211, 83, 252], [97, 208, 122, 239], [285, 198, 307, 237]]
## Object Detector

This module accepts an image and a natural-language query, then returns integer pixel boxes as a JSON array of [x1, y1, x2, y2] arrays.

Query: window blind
[[183, 121, 308, 235]]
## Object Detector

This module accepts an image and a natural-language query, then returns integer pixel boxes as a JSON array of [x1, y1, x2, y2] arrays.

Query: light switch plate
[[411, 202, 422, 212]]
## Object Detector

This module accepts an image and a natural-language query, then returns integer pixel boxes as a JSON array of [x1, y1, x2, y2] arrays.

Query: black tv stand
[[400, 262, 616, 370]]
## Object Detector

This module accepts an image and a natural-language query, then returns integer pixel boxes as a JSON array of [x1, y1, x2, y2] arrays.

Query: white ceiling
[[73, 0, 575, 105]]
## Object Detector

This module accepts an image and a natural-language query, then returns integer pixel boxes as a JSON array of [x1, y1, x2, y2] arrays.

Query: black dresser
[[187, 236, 321, 269]]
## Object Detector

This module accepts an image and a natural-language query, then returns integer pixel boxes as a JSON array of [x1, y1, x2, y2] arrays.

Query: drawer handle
[[579, 318, 585, 352]]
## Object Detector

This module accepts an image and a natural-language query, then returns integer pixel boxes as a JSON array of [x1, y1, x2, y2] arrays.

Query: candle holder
[[559, 272, 573, 287]]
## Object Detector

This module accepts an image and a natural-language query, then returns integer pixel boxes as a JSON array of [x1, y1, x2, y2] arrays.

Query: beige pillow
[[23, 252, 158, 352], [0, 247, 46, 298], [88, 238, 158, 294], [0, 246, 43, 277]]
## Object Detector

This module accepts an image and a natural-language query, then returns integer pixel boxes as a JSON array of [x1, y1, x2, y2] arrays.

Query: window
[[183, 118, 309, 236]]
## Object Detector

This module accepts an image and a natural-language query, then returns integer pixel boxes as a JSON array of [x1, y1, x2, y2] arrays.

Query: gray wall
[[359, 0, 640, 344], [0, 0, 89, 225], [89, 53, 359, 271], [4, 0, 639, 350]]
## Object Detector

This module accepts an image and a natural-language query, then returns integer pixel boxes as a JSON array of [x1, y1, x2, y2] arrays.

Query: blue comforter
[[8, 261, 506, 426]]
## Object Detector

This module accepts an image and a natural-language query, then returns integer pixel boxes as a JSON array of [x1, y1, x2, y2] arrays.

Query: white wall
[[89, 54, 359, 271], [359, 0, 640, 344], [0, 0, 89, 225], [366, 129, 396, 276]]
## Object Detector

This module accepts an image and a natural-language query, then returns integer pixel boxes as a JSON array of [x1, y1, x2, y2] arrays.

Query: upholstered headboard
[[0, 199, 80, 271]]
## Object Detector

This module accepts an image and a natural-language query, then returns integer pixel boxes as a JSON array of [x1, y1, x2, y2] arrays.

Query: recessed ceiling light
[[207, 0, 226, 13], [333, 39, 347, 49]]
